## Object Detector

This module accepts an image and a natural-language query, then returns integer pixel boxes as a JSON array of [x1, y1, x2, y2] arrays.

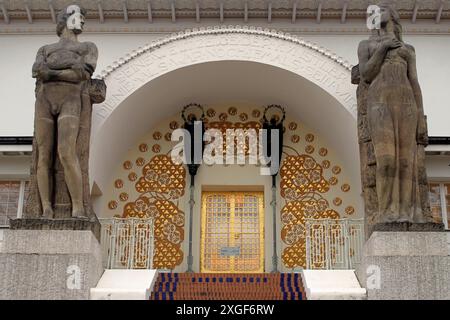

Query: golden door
[[200, 192, 264, 273]]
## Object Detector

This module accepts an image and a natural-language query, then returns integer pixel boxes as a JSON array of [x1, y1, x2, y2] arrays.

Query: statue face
[[66, 5, 85, 35], [379, 5, 391, 25]]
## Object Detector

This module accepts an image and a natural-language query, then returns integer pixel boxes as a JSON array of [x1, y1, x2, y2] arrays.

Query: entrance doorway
[[200, 191, 264, 273]]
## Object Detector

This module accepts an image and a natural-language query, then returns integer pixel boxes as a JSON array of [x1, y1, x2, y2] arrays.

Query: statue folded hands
[[353, 1, 441, 233]]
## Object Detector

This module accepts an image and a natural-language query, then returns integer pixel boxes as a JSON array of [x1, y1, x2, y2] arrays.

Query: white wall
[[426, 156, 450, 181], [0, 29, 449, 137]]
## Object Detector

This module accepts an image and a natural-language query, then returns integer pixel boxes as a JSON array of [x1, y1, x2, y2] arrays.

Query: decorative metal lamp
[[262, 104, 286, 173], [181, 103, 206, 272], [182, 103, 206, 178], [262, 104, 286, 273]]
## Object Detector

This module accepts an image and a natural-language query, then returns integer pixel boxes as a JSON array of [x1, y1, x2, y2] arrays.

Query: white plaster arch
[[90, 26, 359, 213], [94, 25, 356, 129]]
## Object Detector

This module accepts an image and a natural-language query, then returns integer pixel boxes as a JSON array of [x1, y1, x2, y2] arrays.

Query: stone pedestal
[[0, 229, 103, 300], [357, 231, 450, 300], [9, 218, 101, 242]]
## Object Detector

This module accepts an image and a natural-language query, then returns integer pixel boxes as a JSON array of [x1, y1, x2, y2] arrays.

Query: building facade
[[0, 0, 449, 275]]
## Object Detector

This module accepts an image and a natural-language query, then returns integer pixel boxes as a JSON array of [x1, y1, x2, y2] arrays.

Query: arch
[[94, 26, 356, 129], [90, 26, 359, 211]]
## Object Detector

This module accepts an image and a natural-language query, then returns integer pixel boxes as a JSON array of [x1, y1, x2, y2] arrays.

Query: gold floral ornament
[[305, 133, 315, 142], [123, 160, 132, 170], [114, 179, 123, 189], [135, 155, 186, 197], [128, 172, 137, 182], [321, 160, 330, 169], [341, 183, 351, 192], [239, 113, 248, 121], [345, 206, 355, 215], [288, 122, 298, 131], [333, 197, 342, 206], [119, 192, 129, 202], [252, 109, 261, 118], [319, 147, 328, 157], [291, 135, 300, 143], [219, 113, 228, 121], [332, 166, 342, 175], [206, 108, 216, 118], [123, 196, 185, 269], [152, 144, 161, 153], [329, 176, 338, 185], [280, 155, 330, 199], [305, 145, 315, 154], [169, 121, 179, 130], [136, 157, 145, 167], [279, 154, 341, 268], [228, 107, 237, 116], [139, 143, 148, 153], [207, 121, 261, 156], [280, 199, 339, 268], [108, 200, 118, 210], [153, 131, 162, 140], [164, 132, 172, 141]]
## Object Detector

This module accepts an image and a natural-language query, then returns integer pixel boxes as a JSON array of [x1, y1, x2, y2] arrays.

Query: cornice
[[1, 0, 450, 24], [1, 20, 450, 35]]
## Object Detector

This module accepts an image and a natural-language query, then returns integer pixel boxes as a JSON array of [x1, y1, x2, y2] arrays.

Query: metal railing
[[99, 218, 155, 269], [305, 218, 364, 270]]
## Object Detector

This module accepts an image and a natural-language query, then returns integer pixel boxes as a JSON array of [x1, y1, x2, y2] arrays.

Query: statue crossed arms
[[32, 5, 99, 219]]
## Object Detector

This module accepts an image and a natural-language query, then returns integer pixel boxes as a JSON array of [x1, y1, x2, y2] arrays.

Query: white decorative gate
[[100, 218, 155, 269], [305, 219, 364, 270]]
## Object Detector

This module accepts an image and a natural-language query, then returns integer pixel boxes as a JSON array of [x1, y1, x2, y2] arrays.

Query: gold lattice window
[[201, 191, 264, 273]]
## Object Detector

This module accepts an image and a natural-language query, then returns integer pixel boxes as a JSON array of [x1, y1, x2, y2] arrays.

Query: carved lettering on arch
[[93, 28, 355, 134]]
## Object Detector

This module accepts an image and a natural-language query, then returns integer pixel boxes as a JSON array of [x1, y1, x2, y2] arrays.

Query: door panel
[[201, 191, 264, 273]]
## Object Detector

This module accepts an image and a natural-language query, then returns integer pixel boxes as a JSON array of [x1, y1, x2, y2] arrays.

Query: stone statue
[[19, 5, 106, 222], [353, 1, 442, 235]]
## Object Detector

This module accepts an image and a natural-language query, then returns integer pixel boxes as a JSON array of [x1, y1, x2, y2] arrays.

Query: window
[[0, 180, 28, 227], [428, 183, 449, 229]]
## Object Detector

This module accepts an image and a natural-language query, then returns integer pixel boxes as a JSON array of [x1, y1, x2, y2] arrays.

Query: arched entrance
[[91, 26, 361, 272]]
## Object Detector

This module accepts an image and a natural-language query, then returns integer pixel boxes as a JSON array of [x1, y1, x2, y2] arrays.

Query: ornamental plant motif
[[280, 155, 340, 268], [123, 155, 186, 269]]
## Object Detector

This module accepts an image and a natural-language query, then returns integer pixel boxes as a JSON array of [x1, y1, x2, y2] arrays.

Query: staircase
[[150, 273, 305, 300]]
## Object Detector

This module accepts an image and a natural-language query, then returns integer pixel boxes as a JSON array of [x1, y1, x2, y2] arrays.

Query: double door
[[200, 191, 264, 273]]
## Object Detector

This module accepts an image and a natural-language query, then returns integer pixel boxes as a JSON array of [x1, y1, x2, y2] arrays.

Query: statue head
[[377, 0, 403, 41], [56, 5, 86, 37]]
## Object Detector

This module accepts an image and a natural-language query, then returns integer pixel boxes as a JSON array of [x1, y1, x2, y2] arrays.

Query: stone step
[[150, 273, 306, 300], [301, 270, 367, 300]]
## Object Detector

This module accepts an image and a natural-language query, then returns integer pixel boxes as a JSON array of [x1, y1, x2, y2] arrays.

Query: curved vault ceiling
[[90, 60, 360, 206]]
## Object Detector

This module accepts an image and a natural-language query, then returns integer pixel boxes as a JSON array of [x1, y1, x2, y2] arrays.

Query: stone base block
[[358, 231, 450, 300], [90, 269, 158, 300], [301, 270, 367, 300], [9, 218, 101, 242], [372, 222, 445, 232], [0, 229, 104, 300]]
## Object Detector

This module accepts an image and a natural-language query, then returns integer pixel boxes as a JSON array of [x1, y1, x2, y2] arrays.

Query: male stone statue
[[21, 5, 106, 221], [353, 0, 443, 234]]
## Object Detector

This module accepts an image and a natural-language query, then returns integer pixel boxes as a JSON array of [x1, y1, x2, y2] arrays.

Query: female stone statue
[[357, 2, 436, 229]]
